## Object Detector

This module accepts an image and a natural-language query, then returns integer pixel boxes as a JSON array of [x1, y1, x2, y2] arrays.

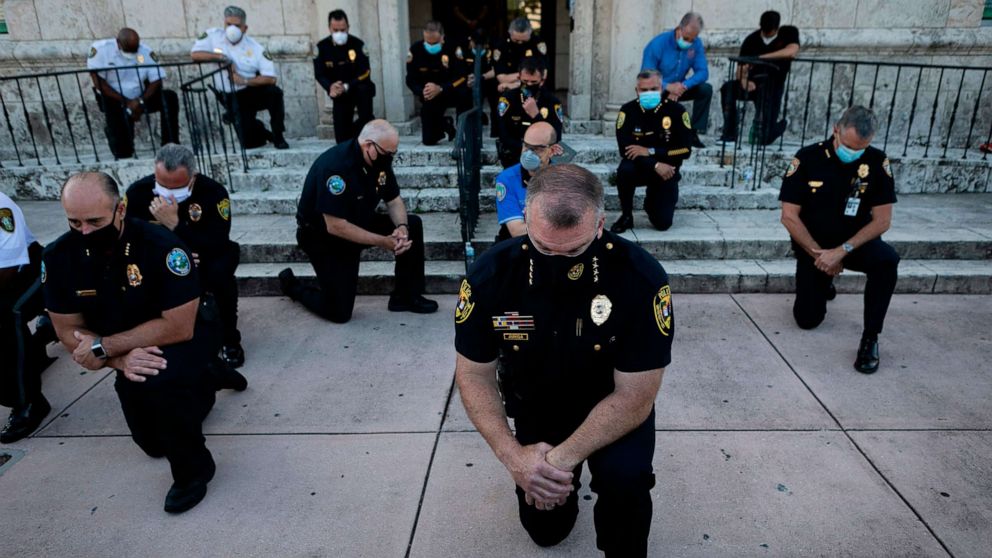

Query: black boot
[[610, 214, 634, 233], [1, 395, 52, 444], [388, 294, 439, 314], [164, 454, 216, 514], [444, 116, 456, 142], [854, 335, 880, 374], [278, 268, 297, 299]]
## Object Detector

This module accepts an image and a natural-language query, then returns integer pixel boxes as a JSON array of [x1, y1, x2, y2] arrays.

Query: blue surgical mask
[[676, 37, 692, 50], [520, 149, 542, 172], [424, 42, 442, 55], [836, 143, 865, 164], [638, 90, 662, 110]]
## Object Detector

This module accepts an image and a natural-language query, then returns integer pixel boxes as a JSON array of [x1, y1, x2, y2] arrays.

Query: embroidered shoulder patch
[[682, 112, 691, 129], [166, 248, 192, 277], [653, 285, 673, 336], [616, 111, 626, 130], [327, 175, 346, 195], [0, 208, 14, 232], [217, 199, 231, 221], [882, 158, 892, 177], [495, 182, 507, 202], [786, 158, 800, 177], [498, 97, 509, 117], [454, 279, 475, 324]]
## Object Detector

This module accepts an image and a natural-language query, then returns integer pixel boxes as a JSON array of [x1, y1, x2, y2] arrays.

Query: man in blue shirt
[[494, 122, 561, 242], [641, 12, 710, 147]]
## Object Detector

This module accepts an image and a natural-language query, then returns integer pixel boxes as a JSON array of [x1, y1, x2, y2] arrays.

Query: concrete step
[[237, 259, 992, 296]]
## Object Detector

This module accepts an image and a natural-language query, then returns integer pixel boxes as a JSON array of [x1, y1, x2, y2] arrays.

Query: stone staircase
[[7, 133, 992, 295]]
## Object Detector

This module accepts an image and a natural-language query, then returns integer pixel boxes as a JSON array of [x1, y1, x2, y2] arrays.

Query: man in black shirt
[[456, 164, 672, 557], [43, 172, 217, 513], [497, 56, 564, 168], [720, 11, 799, 144], [279, 120, 438, 322], [492, 17, 548, 95], [779, 106, 899, 374], [406, 20, 472, 146], [314, 9, 376, 143]]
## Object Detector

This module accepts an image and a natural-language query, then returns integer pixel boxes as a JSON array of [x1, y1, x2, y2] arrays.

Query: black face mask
[[521, 85, 540, 99], [367, 143, 394, 171], [73, 213, 121, 255], [530, 235, 601, 288]]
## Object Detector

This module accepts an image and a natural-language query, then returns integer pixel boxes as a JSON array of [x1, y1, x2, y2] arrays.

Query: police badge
[[590, 295, 612, 326], [188, 203, 203, 222], [127, 264, 143, 287]]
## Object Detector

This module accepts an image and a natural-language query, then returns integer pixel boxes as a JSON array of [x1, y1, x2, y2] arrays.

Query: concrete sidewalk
[[0, 294, 990, 557]]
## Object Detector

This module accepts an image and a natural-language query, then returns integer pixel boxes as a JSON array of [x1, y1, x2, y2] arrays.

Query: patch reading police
[[785, 158, 800, 177], [858, 164, 869, 179], [616, 111, 626, 130], [555, 104, 563, 122], [217, 199, 231, 221], [590, 295, 612, 326], [882, 158, 893, 177], [682, 112, 691, 129], [454, 279, 475, 324], [198, 31, 208, 40], [654, 285, 672, 336], [188, 203, 203, 222], [327, 175, 347, 195], [568, 263, 584, 280], [126, 263, 143, 287], [662, 116, 672, 130], [493, 312, 535, 331], [495, 182, 507, 202], [150, 51, 160, 63], [166, 248, 192, 277], [89, 47, 98, 58], [0, 208, 14, 232], [498, 97, 509, 117]]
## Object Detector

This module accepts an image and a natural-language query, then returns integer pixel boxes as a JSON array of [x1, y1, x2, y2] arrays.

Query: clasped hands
[[381, 226, 412, 256], [508, 442, 575, 511], [70, 331, 167, 383], [812, 247, 846, 276]]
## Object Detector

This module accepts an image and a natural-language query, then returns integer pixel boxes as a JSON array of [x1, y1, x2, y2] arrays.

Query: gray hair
[[526, 164, 605, 229], [637, 69, 661, 81], [509, 17, 533, 34], [837, 106, 878, 139], [224, 5, 247, 23], [155, 143, 198, 175], [679, 12, 704, 30], [358, 119, 398, 144]]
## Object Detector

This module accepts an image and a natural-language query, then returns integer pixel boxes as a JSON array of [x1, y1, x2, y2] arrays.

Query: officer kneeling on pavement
[[496, 56, 563, 169], [779, 105, 899, 374], [43, 172, 219, 513], [494, 121, 562, 242], [612, 70, 693, 233], [456, 164, 674, 558], [125, 144, 248, 382], [405, 20, 472, 146], [280, 119, 438, 322]]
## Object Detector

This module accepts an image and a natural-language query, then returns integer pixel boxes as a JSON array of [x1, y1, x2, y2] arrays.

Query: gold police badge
[[454, 279, 475, 324], [662, 116, 672, 130], [540, 107, 549, 119], [126, 264, 143, 287], [137, 54, 145, 64], [348, 49, 357, 62], [188, 203, 202, 222], [654, 285, 672, 336], [858, 164, 869, 179], [442, 54, 449, 68], [378, 171, 388, 186], [568, 263, 584, 280], [590, 294, 612, 326]]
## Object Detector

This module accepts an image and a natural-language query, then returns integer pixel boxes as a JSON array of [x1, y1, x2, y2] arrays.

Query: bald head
[[358, 119, 399, 152], [61, 172, 123, 234], [524, 121, 557, 146], [117, 28, 140, 53]]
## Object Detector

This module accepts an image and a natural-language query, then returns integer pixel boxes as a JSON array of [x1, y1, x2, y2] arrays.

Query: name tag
[[75, 289, 98, 297], [844, 197, 861, 217]]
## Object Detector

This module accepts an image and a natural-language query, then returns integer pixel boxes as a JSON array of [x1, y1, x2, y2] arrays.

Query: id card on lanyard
[[844, 178, 866, 217]]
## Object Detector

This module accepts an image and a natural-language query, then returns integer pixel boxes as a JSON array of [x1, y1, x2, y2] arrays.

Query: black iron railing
[[178, 63, 249, 188], [454, 46, 486, 273], [720, 56, 992, 189]]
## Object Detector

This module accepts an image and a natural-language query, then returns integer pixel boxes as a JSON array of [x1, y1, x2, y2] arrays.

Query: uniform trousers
[[0, 243, 48, 409], [616, 159, 680, 231], [198, 241, 241, 347], [720, 77, 785, 143], [331, 83, 375, 143], [513, 409, 657, 558], [793, 238, 900, 336], [101, 88, 180, 159], [222, 84, 286, 149], [419, 88, 472, 145], [676, 82, 712, 134], [293, 214, 426, 323]]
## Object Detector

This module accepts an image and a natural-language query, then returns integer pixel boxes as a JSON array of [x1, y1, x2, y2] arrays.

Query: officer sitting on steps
[[611, 70, 693, 233], [280, 120, 438, 322], [779, 105, 899, 374], [494, 122, 562, 242]]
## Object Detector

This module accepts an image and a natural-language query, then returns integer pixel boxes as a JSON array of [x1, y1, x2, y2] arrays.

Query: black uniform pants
[[483, 79, 500, 137], [497, 137, 523, 169], [199, 242, 241, 346], [513, 410, 657, 558], [616, 159, 680, 231], [720, 78, 785, 143], [331, 83, 375, 143], [793, 238, 900, 336], [419, 88, 472, 145], [292, 214, 427, 323], [113, 341, 215, 486], [0, 243, 47, 410], [677, 82, 712, 134], [101, 88, 180, 159], [222, 85, 286, 149]]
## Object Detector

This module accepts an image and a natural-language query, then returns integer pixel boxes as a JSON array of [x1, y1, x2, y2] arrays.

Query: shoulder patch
[[0, 208, 14, 233], [495, 182, 507, 202], [882, 158, 892, 177], [406, 50, 413, 63], [217, 198, 231, 221], [454, 279, 475, 324], [166, 248, 192, 277], [616, 111, 626, 130], [455, 46, 464, 59], [262, 49, 273, 61], [363, 45, 369, 58], [498, 97, 509, 117], [653, 284, 673, 336], [682, 111, 691, 129], [327, 175, 346, 195], [40, 261, 46, 284], [786, 158, 800, 177], [89, 47, 98, 59], [150, 50, 159, 62], [493, 49, 501, 61], [537, 42, 547, 55], [198, 31, 208, 40], [555, 103, 563, 121]]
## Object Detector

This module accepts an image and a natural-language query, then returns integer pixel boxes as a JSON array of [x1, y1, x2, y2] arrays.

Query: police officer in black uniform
[[125, 144, 248, 379], [279, 120, 438, 322], [496, 56, 563, 168], [314, 9, 376, 143], [492, 17, 548, 95], [43, 172, 217, 513], [611, 70, 694, 233], [455, 164, 673, 558], [779, 106, 899, 374], [405, 20, 472, 146]]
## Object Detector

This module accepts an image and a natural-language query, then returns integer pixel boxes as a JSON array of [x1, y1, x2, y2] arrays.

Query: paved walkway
[[1, 293, 990, 557]]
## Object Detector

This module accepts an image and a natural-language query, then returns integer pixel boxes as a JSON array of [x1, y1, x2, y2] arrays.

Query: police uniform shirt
[[405, 41, 469, 94], [313, 34, 373, 93], [0, 192, 36, 269], [454, 233, 674, 423], [495, 163, 530, 226], [87, 39, 165, 100], [778, 140, 897, 248], [498, 87, 564, 142], [297, 139, 401, 233], [42, 218, 200, 336], [616, 98, 693, 170], [125, 175, 233, 258], [738, 25, 800, 82], [191, 28, 277, 93], [491, 35, 548, 77]]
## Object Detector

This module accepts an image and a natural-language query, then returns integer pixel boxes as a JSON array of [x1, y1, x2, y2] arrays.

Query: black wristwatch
[[91, 337, 108, 360]]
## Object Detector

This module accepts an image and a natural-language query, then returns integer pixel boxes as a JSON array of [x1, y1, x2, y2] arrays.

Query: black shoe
[[278, 268, 296, 299], [444, 116, 456, 142], [33, 315, 58, 345], [164, 456, 216, 514], [610, 214, 634, 234], [272, 135, 289, 150], [1, 396, 52, 444], [209, 357, 248, 391], [854, 336, 880, 374], [220, 343, 246, 369], [826, 282, 837, 301], [388, 294, 439, 314], [691, 133, 705, 149]]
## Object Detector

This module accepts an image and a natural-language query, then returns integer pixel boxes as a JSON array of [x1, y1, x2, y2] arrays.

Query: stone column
[[377, 0, 413, 123], [602, 0, 656, 131], [567, 0, 595, 122]]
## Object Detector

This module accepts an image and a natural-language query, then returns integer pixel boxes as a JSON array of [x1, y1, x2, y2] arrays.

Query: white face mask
[[225, 25, 244, 44], [154, 182, 193, 203], [762, 33, 777, 45], [332, 31, 348, 46]]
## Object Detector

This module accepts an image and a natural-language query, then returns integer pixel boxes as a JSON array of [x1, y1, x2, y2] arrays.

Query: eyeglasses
[[523, 141, 550, 154], [370, 141, 397, 157]]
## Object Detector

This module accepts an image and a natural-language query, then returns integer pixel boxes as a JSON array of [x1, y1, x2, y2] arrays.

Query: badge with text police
[[454, 279, 475, 324], [127, 264, 143, 287], [189, 203, 203, 222], [0, 208, 14, 232], [654, 285, 672, 336], [166, 248, 192, 277], [590, 294, 612, 326]]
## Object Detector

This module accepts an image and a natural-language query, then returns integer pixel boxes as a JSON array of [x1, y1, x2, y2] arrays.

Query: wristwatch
[[91, 337, 109, 360], [842, 243, 854, 253], [648, 147, 656, 156]]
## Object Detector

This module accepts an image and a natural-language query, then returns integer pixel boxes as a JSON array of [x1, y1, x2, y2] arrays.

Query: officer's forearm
[[845, 208, 893, 251], [248, 75, 277, 87], [96, 79, 126, 103], [191, 51, 224, 63], [141, 80, 161, 102], [324, 214, 388, 247], [781, 211, 821, 256], [102, 298, 199, 358], [455, 355, 521, 465], [386, 198, 408, 229]]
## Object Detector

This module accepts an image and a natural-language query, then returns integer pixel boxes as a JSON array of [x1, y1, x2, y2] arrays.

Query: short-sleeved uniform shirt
[[313, 34, 374, 93], [42, 218, 200, 336], [405, 41, 470, 95], [494, 163, 529, 226], [454, 233, 674, 428], [778, 140, 897, 249], [125, 174, 233, 260], [87, 39, 165, 100], [491, 35, 548, 77], [296, 139, 401, 235], [0, 192, 36, 269], [191, 28, 276, 93], [497, 86, 563, 144], [738, 25, 800, 84], [616, 97, 693, 175]]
